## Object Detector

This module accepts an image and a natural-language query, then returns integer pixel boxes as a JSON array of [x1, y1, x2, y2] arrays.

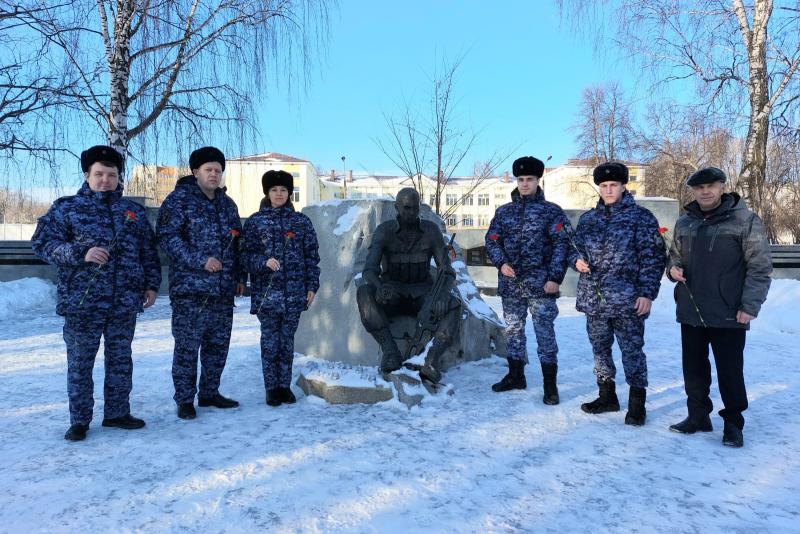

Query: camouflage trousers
[[62, 311, 138, 426], [258, 310, 301, 390], [586, 314, 648, 388], [502, 296, 559, 365], [171, 298, 234, 404]]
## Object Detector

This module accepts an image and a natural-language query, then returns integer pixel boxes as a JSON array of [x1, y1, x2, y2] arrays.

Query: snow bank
[[0, 278, 56, 321], [754, 278, 800, 335]]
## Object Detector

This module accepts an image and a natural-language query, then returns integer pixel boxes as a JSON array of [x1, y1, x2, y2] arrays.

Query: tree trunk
[[106, 4, 134, 166]]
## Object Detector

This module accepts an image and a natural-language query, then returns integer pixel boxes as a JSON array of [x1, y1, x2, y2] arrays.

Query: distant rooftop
[[229, 152, 310, 164], [564, 158, 647, 167]]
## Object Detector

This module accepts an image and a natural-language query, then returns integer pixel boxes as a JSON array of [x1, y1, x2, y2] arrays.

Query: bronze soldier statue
[[356, 188, 460, 384]]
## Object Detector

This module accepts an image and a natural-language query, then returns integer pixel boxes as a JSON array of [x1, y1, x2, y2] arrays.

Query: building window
[[478, 194, 489, 206], [629, 173, 637, 182], [463, 194, 473, 206], [462, 215, 474, 227], [291, 172, 300, 178], [292, 188, 300, 202], [446, 216, 457, 227], [478, 215, 489, 227], [429, 195, 436, 206], [629, 190, 637, 197], [446, 193, 458, 206]]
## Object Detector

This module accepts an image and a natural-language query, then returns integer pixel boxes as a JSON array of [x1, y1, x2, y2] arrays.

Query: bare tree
[[375, 55, 483, 215], [571, 81, 635, 163], [7, 0, 330, 172], [556, 0, 800, 219]]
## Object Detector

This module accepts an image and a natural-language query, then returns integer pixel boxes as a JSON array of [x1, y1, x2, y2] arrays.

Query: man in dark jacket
[[569, 162, 666, 426], [484, 156, 569, 404], [32, 145, 162, 441], [666, 167, 772, 448], [157, 146, 245, 420]]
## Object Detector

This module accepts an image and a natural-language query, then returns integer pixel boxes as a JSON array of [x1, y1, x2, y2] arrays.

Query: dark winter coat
[[485, 187, 569, 299], [242, 203, 320, 315], [32, 182, 161, 317], [569, 190, 666, 317], [156, 175, 244, 302], [667, 193, 772, 329]]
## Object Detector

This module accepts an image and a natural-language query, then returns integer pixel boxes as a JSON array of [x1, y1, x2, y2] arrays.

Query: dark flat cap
[[189, 146, 226, 171], [512, 156, 545, 178], [686, 167, 727, 186], [262, 170, 293, 196], [81, 145, 124, 174], [593, 162, 629, 185]]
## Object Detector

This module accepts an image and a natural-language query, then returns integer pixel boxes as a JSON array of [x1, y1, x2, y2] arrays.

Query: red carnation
[[284, 230, 296, 239], [488, 234, 499, 241], [554, 223, 564, 233], [658, 227, 668, 234], [229, 229, 240, 237], [124, 210, 137, 222]]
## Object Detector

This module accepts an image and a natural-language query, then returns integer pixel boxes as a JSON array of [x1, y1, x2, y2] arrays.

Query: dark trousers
[[63, 312, 137, 426], [681, 324, 748, 429], [258, 311, 301, 390]]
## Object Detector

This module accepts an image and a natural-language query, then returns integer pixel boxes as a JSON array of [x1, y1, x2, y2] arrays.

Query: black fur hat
[[512, 156, 545, 178], [593, 162, 629, 185], [80, 145, 124, 174], [262, 170, 294, 195], [686, 167, 727, 186], [189, 146, 225, 171]]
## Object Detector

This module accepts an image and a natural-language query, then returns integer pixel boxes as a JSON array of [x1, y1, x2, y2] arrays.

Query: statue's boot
[[419, 339, 444, 384], [373, 328, 402, 373]]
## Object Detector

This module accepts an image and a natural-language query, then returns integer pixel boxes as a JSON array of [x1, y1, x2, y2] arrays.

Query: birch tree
[[557, 0, 800, 217], [8, 0, 329, 168], [571, 81, 635, 163]]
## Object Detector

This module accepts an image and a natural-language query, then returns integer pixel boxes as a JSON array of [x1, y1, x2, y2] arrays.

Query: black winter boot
[[722, 421, 744, 448], [199, 393, 239, 409], [102, 414, 145, 429], [624, 386, 647, 426], [64, 424, 88, 441], [492, 359, 527, 392], [541, 362, 559, 405], [280, 387, 297, 404], [581, 379, 620, 414], [373, 328, 402, 373], [266, 389, 282, 407], [177, 403, 196, 420], [669, 415, 713, 434]]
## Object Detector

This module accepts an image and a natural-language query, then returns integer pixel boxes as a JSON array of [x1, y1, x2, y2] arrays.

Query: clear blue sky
[[255, 0, 634, 176]]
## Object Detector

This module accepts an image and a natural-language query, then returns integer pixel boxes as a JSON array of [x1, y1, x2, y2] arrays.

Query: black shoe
[[624, 387, 647, 426], [102, 414, 146, 429], [541, 362, 559, 405], [722, 421, 744, 448], [177, 403, 196, 420], [198, 393, 240, 409], [581, 379, 620, 414], [492, 359, 527, 392], [669, 415, 713, 434], [374, 328, 402, 373], [266, 389, 282, 407], [64, 424, 88, 441], [280, 388, 297, 404]]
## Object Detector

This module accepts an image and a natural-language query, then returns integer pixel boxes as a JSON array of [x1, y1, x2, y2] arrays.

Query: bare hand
[[143, 289, 157, 309], [670, 266, 686, 282], [204, 257, 222, 273], [85, 247, 110, 266], [575, 259, 591, 274], [500, 263, 516, 278], [236, 282, 246, 297], [306, 291, 316, 307], [266, 258, 280, 272], [634, 297, 652, 316], [736, 310, 755, 324], [543, 281, 560, 294]]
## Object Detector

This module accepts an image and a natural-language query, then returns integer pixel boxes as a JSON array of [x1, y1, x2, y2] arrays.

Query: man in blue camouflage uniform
[[32, 145, 161, 441], [157, 147, 245, 420], [242, 170, 320, 406], [569, 162, 666, 425], [485, 156, 569, 404]]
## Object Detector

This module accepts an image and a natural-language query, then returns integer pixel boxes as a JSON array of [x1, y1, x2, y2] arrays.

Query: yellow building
[[542, 158, 647, 209]]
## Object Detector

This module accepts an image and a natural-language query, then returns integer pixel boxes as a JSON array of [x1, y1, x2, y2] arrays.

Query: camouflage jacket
[[242, 203, 320, 314], [156, 175, 244, 302], [569, 191, 666, 317], [32, 182, 161, 317], [485, 187, 569, 299]]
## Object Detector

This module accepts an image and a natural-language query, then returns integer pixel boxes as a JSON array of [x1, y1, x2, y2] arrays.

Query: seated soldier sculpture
[[356, 188, 460, 384]]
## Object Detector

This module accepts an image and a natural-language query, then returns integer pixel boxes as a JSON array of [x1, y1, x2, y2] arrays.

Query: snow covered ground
[[1, 277, 798, 533]]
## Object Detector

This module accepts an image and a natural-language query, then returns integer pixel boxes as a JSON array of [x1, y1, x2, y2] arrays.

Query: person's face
[[516, 175, 539, 196], [598, 181, 624, 205], [396, 195, 420, 224], [84, 162, 120, 192], [193, 161, 223, 194], [691, 181, 725, 210], [269, 185, 289, 208]]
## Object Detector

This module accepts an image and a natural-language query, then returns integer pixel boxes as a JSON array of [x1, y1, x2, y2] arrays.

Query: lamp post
[[341, 155, 347, 199]]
